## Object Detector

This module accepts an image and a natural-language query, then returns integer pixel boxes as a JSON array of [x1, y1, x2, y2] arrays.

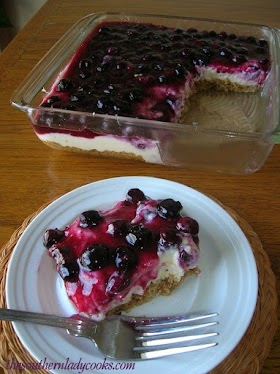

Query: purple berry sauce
[[38, 21, 270, 130]]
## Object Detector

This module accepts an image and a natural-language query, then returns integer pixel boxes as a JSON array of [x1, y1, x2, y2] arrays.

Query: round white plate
[[6, 176, 258, 374]]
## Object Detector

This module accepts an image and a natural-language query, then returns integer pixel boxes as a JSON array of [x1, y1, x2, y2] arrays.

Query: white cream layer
[[37, 132, 162, 164]]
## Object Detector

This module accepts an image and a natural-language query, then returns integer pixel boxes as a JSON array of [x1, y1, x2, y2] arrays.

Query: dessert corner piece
[[36, 21, 271, 164], [43, 188, 200, 320]]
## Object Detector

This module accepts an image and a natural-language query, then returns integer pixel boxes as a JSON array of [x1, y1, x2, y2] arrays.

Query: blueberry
[[187, 28, 198, 33], [92, 77, 105, 88], [208, 31, 217, 37], [126, 225, 152, 249], [107, 219, 127, 237], [122, 89, 144, 103], [255, 47, 266, 54], [257, 39, 268, 47], [174, 65, 186, 77], [158, 75, 167, 84], [126, 188, 146, 204], [70, 92, 86, 102], [219, 48, 233, 59], [43, 229, 65, 248], [116, 61, 127, 70], [79, 210, 103, 228], [176, 217, 199, 235], [77, 84, 92, 94], [50, 245, 79, 282], [157, 199, 183, 219], [236, 47, 248, 55], [246, 36, 257, 44], [179, 249, 192, 265], [115, 246, 138, 271], [79, 71, 92, 79], [202, 47, 213, 57], [218, 31, 227, 39], [96, 97, 113, 111], [259, 57, 269, 65], [79, 244, 110, 271], [61, 104, 77, 111], [41, 102, 52, 108], [56, 79, 73, 92], [152, 62, 163, 71], [78, 59, 92, 69], [46, 96, 61, 105], [58, 259, 79, 282], [232, 55, 248, 64], [159, 228, 180, 247], [105, 270, 131, 294], [49, 245, 70, 263], [136, 64, 151, 74], [192, 53, 208, 66]]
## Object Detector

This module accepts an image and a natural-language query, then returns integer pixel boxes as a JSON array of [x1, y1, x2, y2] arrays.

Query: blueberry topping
[[105, 270, 131, 294], [79, 71, 92, 79], [50, 246, 79, 282], [43, 229, 65, 248], [41, 21, 270, 122], [79, 59, 92, 69], [232, 55, 248, 64], [115, 246, 138, 270], [61, 104, 77, 111], [126, 188, 146, 204], [218, 31, 227, 39], [179, 248, 192, 265], [121, 89, 144, 102], [219, 48, 233, 59], [80, 244, 110, 271], [46, 96, 61, 105], [176, 216, 199, 235], [208, 31, 217, 37], [159, 228, 180, 247], [126, 225, 153, 249], [58, 259, 79, 282], [187, 28, 198, 34], [56, 78, 73, 92], [79, 210, 103, 228], [158, 75, 167, 84], [107, 219, 127, 237], [70, 92, 86, 102], [174, 65, 186, 77], [257, 39, 268, 47], [157, 199, 182, 219], [260, 57, 269, 65]]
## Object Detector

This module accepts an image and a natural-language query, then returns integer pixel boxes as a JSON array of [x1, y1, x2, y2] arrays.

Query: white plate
[[6, 176, 258, 374]]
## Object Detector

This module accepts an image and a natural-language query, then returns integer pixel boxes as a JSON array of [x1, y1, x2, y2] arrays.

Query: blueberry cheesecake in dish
[[43, 188, 200, 320], [38, 21, 271, 163]]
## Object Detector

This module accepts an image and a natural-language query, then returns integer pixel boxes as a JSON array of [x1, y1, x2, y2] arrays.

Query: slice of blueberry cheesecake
[[43, 188, 200, 320]]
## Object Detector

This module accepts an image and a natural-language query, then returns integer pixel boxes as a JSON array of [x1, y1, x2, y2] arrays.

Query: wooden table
[[0, 0, 279, 372]]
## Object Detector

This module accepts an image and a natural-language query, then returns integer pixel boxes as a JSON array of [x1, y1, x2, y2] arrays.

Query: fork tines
[[133, 312, 219, 359]]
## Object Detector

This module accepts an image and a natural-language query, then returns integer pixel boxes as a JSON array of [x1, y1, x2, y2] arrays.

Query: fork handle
[[0, 308, 95, 331]]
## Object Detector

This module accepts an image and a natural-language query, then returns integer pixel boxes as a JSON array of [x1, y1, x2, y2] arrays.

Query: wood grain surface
[[0, 0, 279, 373]]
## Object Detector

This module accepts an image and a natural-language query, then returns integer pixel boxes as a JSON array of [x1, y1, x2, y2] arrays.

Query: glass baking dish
[[11, 12, 280, 174]]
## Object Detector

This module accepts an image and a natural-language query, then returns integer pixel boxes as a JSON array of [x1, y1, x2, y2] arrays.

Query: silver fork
[[0, 308, 219, 360]]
